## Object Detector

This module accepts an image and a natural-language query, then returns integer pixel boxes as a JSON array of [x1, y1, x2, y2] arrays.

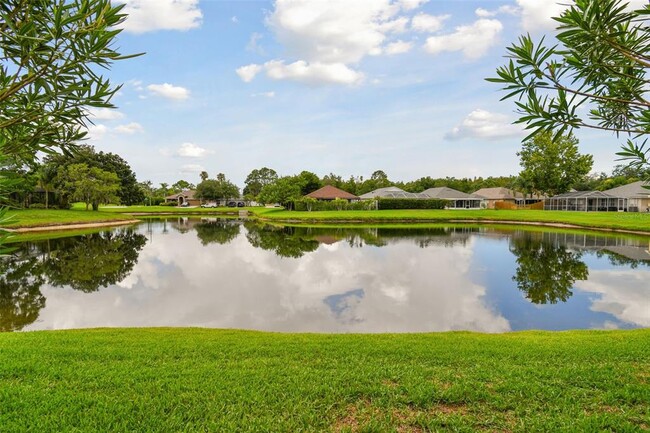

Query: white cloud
[[445, 109, 523, 140], [424, 19, 503, 59], [176, 142, 213, 158], [264, 60, 364, 86], [86, 124, 108, 140], [246, 32, 265, 55], [475, 6, 519, 18], [236, 64, 263, 83], [515, 0, 646, 32], [117, 0, 202, 34], [385, 40, 412, 55], [147, 83, 190, 100], [231, 16, 239, 24], [179, 164, 205, 174], [241, 0, 427, 86], [411, 13, 450, 32], [87, 108, 124, 121], [114, 122, 144, 134], [251, 92, 276, 98], [398, 0, 429, 11]]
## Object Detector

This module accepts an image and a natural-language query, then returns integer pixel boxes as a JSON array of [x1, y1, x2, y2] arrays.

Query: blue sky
[[86, 0, 646, 187]]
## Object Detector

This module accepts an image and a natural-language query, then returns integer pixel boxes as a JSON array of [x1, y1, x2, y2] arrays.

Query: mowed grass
[[0, 329, 648, 432], [1, 209, 134, 228], [252, 208, 650, 233]]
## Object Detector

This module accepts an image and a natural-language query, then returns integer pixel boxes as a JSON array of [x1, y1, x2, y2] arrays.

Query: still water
[[1, 218, 649, 333]]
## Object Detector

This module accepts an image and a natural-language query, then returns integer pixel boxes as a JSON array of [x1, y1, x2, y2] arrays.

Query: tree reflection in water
[[0, 229, 146, 331], [195, 219, 241, 245], [509, 232, 589, 304], [244, 223, 319, 258]]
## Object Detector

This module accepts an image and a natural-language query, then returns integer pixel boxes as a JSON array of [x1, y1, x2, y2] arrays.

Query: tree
[[171, 180, 194, 193], [517, 132, 593, 196], [488, 0, 650, 171], [295, 171, 322, 195], [0, 0, 137, 159], [257, 177, 302, 209], [56, 163, 120, 210], [195, 175, 240, 204], [35, 164, 57, 209], [200, 171, 209, 182], [43, 146, 144, 206], [243, 167, 278, 198]]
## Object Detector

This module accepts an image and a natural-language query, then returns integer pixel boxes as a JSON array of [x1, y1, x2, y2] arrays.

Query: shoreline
[[2, 219, 141, 233], [1, 214, 649, 236]]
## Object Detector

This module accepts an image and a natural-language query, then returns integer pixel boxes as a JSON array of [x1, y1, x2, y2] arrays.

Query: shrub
[[159, 201, 177, 207], [28, 203, 46, 209], [292, 199, 377, 211], [377, 198, 448, 210]]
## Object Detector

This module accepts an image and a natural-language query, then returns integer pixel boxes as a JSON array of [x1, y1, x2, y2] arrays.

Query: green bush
[[28, 203, 46, 209], [159, 201, 177, 207], [377, 198, 448, 210], [292, 199, 377, 211]]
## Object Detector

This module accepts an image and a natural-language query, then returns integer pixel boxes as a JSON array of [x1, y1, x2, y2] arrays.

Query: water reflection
[[1, 219, 648, 332], [509, 232, 589, 304], [0, 229, 146, 331]]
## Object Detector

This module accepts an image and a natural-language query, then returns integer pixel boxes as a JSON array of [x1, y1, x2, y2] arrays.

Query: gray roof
[[603, 181, 650, 199], [549, 190, 617, 199], [473, 187, 523, 200], [422, 187, 478, 200]]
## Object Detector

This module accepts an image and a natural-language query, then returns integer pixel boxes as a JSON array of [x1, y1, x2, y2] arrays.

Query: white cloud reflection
[[29, 224, 511, 333]]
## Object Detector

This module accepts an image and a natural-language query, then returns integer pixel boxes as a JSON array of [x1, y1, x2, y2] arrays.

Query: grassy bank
[[0, 329, 647, 432], [2, 207, 649, 233], [253, 208, 650, 233], [1, 209, 134, 229]]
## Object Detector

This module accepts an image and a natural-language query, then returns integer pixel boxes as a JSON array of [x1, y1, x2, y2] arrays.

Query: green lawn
[[0, 329, 647, 432], [252, 208, 650, 233], [1, 209, 134, 229]]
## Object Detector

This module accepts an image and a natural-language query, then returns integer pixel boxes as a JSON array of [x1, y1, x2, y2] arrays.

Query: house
[[603, 181, 650, 212], [544, 190, 626, 212], [472, 187, 522, 209], [421, 187, 483, 209], [359, 186, 429, 199], [165, 190, 201, 206], [306, 185, 360, 202]]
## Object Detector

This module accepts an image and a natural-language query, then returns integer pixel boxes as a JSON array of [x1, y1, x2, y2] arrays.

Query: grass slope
[[1, 209, 133, 228], [253, 209, 650, 233], [0, 329, 648, 432]]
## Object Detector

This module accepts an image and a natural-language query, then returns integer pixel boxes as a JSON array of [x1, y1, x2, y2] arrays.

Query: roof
[[422, 187, 477, 200], [165, 190, 196, 200], [473, 187, 523, 200], [603, 181, 650, 198], [358, 186, 406, 199], [306, 185, 359, 200], [548, 190, 617, 199]]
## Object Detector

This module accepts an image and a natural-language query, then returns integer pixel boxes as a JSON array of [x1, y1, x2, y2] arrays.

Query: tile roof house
[[472, 187, 522, 209], [603, 181, 650, 212], [306, 185, 360, 201], [544, 190, 626, 212], [165, 190, 201, 206], [421, 187, 482, 209]]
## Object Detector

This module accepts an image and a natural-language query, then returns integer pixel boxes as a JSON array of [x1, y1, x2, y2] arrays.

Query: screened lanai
[[544, 191, 627, 212]]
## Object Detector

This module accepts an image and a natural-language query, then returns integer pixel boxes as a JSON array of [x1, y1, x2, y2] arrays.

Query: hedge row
[[377, 198, 449, 210], [292, 199, 376, 211]]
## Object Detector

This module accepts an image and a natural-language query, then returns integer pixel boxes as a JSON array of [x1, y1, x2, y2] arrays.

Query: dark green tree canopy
[[243, 167, 278, 198], [0, 0, 138, 159], [195, 174, 240, 202], [518, 132, 593, 196], [488, 0, 649, 170]]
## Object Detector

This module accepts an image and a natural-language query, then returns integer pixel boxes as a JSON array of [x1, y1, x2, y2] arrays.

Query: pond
[[1, 218, 649, 333]]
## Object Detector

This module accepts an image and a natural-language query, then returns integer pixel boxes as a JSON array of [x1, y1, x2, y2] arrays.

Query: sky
[[85, 0, 648, 187]]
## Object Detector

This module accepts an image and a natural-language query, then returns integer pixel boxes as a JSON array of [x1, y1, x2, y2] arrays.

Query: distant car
[[237, 202, 245, 207], [180, 202, 190, 207], [201, 202, 217, 208], [227, 201, 236, 207]]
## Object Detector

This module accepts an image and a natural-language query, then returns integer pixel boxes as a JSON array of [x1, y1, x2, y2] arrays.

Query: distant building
[[603, 181, 650, 212], [421, 187, 482, 209], [472, 187, 521, 209], [306, 185, 360, 202], [358, 186, 428, 200], [165, 190, 201, 206], [544, 191, 626, 212]]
